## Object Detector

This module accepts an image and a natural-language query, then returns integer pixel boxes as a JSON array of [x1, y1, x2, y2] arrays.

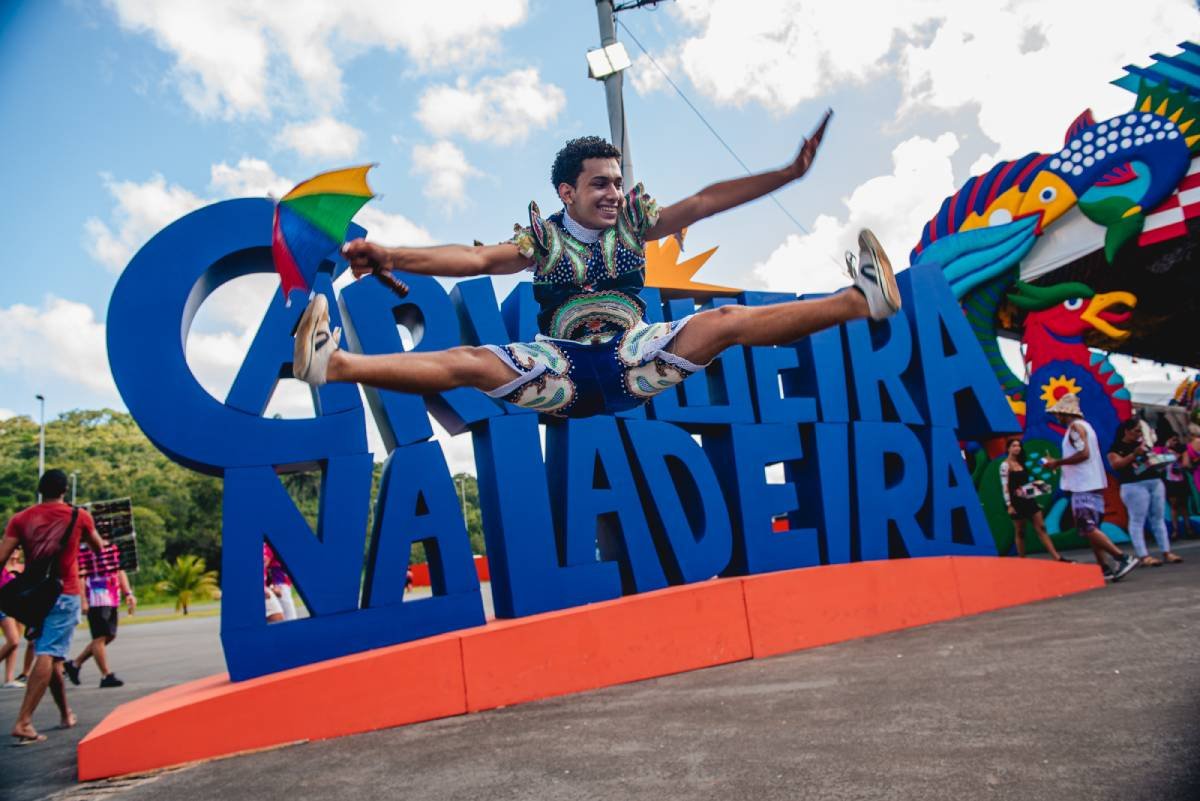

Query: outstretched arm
[[342, 240, 532, 280], [646, 109, 831, 240]]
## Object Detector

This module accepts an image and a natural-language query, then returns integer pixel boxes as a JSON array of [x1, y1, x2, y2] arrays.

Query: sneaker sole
[[1113, 559, 1139, 581], [859, 229, 901, 313], [293, 294, 329, 382]]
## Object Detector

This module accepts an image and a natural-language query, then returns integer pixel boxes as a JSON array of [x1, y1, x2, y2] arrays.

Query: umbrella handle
[[372, 266, 409, 299]]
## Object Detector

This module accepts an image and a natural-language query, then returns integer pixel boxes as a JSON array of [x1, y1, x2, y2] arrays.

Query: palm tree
[[155, 555, 218, 614]]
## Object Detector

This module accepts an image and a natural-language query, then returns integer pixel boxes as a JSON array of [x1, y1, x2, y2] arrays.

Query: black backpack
[[0, 507, 80, 627]]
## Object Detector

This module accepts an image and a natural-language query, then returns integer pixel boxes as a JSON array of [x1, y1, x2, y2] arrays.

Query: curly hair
[[550, 136, 622, 190]]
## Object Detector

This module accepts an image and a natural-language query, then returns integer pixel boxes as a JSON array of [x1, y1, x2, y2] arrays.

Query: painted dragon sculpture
[[909, 78, 1199, 551]]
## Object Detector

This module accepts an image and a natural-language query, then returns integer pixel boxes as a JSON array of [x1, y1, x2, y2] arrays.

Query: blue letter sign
[[108, 199, 1018, 680]]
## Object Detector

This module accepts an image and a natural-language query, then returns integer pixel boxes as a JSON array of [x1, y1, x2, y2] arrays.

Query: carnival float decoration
[[910, 49, 1200, 552]]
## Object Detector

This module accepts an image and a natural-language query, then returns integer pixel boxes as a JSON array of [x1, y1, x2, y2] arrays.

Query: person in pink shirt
[[0, 553, 23, 688], [63, 543, 136, 689]]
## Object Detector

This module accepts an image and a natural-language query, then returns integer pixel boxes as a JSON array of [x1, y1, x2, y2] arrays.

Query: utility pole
[[36, 393, 45, 502], [594, 0, 634, 188], [70, 472, 78, 504]]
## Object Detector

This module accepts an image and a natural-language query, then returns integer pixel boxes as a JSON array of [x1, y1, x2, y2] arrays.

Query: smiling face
[[1007, 438, 1023, 459], [558, 157, 623, 229]]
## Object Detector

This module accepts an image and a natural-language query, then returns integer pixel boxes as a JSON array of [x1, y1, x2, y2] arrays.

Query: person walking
[[63, 542, 136, 688], [0, 469, 106, 744], [1108, 418, 1183, 566], [1042, 395, 1138, 581], [263, 544, 297, 621], [1157, 434, 1194, 539], [999, 437, 1069, 561], [0, 553, 23, 688]]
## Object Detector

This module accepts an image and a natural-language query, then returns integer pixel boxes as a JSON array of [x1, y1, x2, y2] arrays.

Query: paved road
[[3, 545, 1198, 801]]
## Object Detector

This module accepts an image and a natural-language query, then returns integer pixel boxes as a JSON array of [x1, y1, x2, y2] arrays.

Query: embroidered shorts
[[1069, 490, 1106, 534], [483, 317, 705, 418]]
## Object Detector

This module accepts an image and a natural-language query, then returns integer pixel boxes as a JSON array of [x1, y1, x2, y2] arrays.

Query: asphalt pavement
[[2, 543, 1198, 801]]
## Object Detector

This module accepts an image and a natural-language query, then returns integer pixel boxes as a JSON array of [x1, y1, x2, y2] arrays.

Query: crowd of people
[[1004, 393, 1197, 578], [0, 470, 133, 745]]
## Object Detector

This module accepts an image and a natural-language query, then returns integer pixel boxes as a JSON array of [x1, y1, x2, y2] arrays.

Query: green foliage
[[0, 410, 224, 596], [154, 554, 219, 614], [455, 473, 486, 556], [0, 409, 487, 590]]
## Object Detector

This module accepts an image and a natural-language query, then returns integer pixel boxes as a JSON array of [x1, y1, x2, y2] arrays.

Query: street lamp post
[[36, 393, 45, 501], [592, 0, 635, 187]]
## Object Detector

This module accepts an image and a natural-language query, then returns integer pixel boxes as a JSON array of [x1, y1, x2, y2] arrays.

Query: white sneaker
[[292, 293, 341, 387], [2, 680, 24, 689], [844, 228, 901, 320]]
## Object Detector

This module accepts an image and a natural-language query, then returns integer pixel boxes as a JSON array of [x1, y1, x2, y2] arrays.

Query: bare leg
[[1084, 529, 1124, 562], [11, 654, 53, 738], [0, 619, 17, 682], [1012, 519, 1027, 557], [92, 638, 112, 677], [74, 640, 95, 668], [326, 346, 518, 395], [47, 663, 74, 727], [21, 640, 34, 676], [670, 289, 870, 367], [1030, 512, 1063, 560]]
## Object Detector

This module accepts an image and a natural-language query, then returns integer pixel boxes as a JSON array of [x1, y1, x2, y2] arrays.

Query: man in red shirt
[[0, 469, 105, 745]]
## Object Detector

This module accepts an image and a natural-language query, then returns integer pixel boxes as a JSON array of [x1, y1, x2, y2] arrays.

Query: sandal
[[11, 733, 47, 747], [1140, 555, 1163, 567], [1054, 556, 1074, 563], [1164, 552, 1184, 564]]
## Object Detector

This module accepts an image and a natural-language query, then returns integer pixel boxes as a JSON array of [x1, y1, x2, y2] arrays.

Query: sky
[[0, 0, 1197, 474]]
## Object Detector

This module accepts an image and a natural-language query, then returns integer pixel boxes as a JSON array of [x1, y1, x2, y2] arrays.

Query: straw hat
[[1048, 392, 1083, 417]]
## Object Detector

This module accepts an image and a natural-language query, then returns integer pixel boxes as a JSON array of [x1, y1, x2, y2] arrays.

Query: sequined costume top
[[510, 184, 659, 344]]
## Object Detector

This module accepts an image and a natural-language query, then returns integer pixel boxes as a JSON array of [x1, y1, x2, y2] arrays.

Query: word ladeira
[[108, 199, 1018, 681]]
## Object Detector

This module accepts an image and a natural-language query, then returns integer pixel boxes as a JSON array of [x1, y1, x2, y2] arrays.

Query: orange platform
[[77, 556, 1103, 780]]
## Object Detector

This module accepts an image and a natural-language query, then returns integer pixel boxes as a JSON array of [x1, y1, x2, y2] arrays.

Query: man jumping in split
[[293, 114, 901, 418]]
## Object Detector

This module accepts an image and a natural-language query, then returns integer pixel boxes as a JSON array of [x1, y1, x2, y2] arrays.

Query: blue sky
[[0, 0, 1196, 469]]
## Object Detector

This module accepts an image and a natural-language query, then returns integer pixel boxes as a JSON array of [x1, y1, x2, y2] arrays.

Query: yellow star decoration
[[1039, 375, 1082, 410], [643, 227, 740, 299]]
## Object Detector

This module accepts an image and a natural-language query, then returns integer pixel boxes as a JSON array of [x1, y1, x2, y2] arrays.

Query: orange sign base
[[78, 557, 1102, 780]]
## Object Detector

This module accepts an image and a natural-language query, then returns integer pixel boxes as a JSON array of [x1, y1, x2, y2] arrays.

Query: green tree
[[154, 555, 219, 614], [129, 505, 166, 574], [453, 473, 485, 555]]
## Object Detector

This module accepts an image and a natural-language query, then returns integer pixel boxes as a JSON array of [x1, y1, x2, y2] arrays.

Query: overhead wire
[[615, 17, 816, 240]]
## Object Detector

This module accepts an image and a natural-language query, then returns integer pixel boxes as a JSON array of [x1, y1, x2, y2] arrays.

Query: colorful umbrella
[[271, 164, 408, 304]]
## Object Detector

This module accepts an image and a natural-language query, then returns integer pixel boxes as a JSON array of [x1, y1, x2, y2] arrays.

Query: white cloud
[[664, 0, 932, 111], [415, 68, 566, 145], [0, 408, 15, 421], [628, 51, 678, 96], [84, 173, 206, 272], [411, 141, 482, 208], [107, 0, 530, 118], [356, 207, 438, 248], [275, 116, 364, 160], [85, 158, 432, 274], [208, 157, 293, 198], [896, 0, 1200, 156], [754, 133, 959, 293], [661, 0, 1198, 156], [0, 297, 118, 398]]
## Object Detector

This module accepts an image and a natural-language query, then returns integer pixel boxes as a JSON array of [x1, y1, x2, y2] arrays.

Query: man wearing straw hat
[[1042, 393, 1138, 582]]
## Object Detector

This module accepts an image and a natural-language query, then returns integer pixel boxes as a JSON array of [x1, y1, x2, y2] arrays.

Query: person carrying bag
[[0, 507, 80, 628]]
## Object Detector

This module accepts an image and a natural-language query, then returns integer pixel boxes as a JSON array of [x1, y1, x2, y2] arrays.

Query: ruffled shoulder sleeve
[[509, 200, 564, 275], [623, 182, 660, 239]]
